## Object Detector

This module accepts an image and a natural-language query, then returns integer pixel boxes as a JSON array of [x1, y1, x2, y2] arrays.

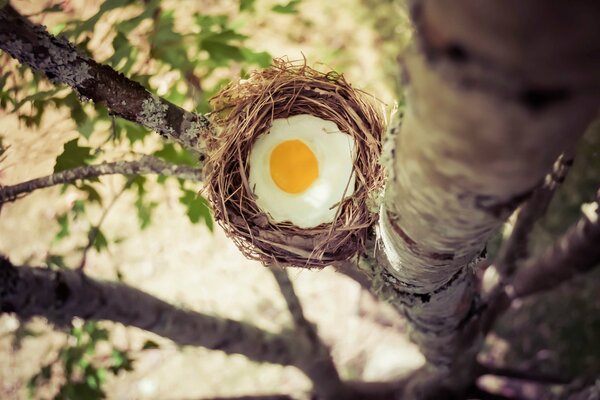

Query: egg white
[[248, 114, 356, 228]]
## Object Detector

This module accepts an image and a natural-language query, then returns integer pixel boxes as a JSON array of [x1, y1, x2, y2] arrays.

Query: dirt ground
[[2, 1, 598, 399], [0, 1, 425, 399]]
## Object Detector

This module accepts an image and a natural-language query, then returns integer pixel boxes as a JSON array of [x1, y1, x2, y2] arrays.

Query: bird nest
[[204, 59, 384, 268]]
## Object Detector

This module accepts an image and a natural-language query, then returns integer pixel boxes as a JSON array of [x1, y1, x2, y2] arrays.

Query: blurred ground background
[[0, 0, 599, 399]]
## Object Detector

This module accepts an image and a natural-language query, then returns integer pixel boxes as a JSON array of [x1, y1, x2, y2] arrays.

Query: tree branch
[[477, 362, 571, 385], [493, 153, 574, 278], [0, 156, 202, 203], [0, 3, 211, 155], [270, 267, 346, 398], [0, 256, 310, 369], [78, 180, 131, 270], [482, 190, 600, 333], [379, 0, 600, 381], [511, 189, 600, 299]]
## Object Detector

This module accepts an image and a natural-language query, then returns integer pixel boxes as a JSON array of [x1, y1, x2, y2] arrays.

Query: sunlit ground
[[0, 1, 425, 399], [1, 1, 599, 399]]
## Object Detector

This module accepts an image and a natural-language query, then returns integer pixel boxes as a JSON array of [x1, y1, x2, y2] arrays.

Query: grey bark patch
[[139, 96, 174, 137]]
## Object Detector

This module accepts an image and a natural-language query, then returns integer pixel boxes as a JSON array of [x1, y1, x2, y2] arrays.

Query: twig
[[0, 156, 202, 203], [482, 188, 600, 333], [269, 266, 347, 398], [477, 362, 572, 385], [494, 153, 574, 279], [201, 396, 294, 400], [78, 180, 131, 270], [510, 189, 600, 299], [465, 385, 518, 400]]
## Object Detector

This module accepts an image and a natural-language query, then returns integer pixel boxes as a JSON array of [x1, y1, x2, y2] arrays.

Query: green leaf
[[74, 182, 103, 205], [239, 0, 255, 11], [13, 88, 62, 111], [241, 48, 272, 68], [116, 1, 158, 35], [142, 340, 160, 350], [46, 254, 67, 269], [150, 11, 191, 71], [202, 40, 244, 63], [110, 349, 134, 373], [134, 196, 157, 230], [153, 143, 198, 166], [54, 214, 71, 242], [179, 189, 213, 230], [89, 228, 108, 252], [200, 29, 248, 43], [54, 139, 95, 173], [272, 0, 301, 14], [77, 117, 96, 139]]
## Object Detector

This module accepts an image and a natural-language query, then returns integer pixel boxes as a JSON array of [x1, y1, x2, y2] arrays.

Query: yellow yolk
[[269, 139, 319, 194]]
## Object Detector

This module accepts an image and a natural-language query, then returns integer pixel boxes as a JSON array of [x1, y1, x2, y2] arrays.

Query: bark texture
[[0, 3, 210, 155], [0, 257, 304, 367], [377, 0, 600, 381], [0, 156, 203, 203], [511, 191, 600, 298]]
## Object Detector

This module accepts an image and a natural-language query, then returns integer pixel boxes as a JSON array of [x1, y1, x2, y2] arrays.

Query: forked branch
[[494, 153, 574, 278]]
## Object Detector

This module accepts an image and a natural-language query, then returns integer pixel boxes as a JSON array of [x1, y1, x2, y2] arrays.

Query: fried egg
[[248, 114, 356, 228]]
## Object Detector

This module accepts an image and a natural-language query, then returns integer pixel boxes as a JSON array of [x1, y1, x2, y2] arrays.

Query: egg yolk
[[270, 139, 319, 194]]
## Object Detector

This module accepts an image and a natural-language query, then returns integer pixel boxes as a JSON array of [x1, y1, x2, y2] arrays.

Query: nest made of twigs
[[204, 59, 384, 268]]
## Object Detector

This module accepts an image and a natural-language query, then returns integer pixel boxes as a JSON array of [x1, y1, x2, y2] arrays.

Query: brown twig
[[269, 266, 347, 399], [0, 156, 202, 203], [482, 188, 600, 333], [78, 180, 131, 270], [477, 362, 572, 385], [510, 189, 600, 299], [494, 152, 574, 279]]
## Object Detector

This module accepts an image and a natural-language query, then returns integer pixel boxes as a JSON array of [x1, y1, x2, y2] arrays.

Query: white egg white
[[248, 114, 356, 228]]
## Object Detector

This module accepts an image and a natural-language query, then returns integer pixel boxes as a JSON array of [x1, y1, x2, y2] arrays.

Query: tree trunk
[[377, 0, 600, 390]]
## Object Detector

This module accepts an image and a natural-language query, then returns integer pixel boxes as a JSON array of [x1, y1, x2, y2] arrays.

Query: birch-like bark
[[0, 156, 202, 203], [377, 0, 600, 385], [0, 3, 210, 155]]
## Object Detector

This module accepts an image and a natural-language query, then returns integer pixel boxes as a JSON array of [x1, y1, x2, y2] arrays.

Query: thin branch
[[269, 266, 346, 398], [333, 259, 373, 292], [511, 189, 600, 299], [78, 180, 131, 270], [564, 378, 600, 400], [0, 3, 211, 155], [0, 156, 202, 203], [494, 153, 574, 278], [465, 385, 517, 400], [482, 189, 600, 332], [477, 362, 572, 385], [202, 396, 294, 400]]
